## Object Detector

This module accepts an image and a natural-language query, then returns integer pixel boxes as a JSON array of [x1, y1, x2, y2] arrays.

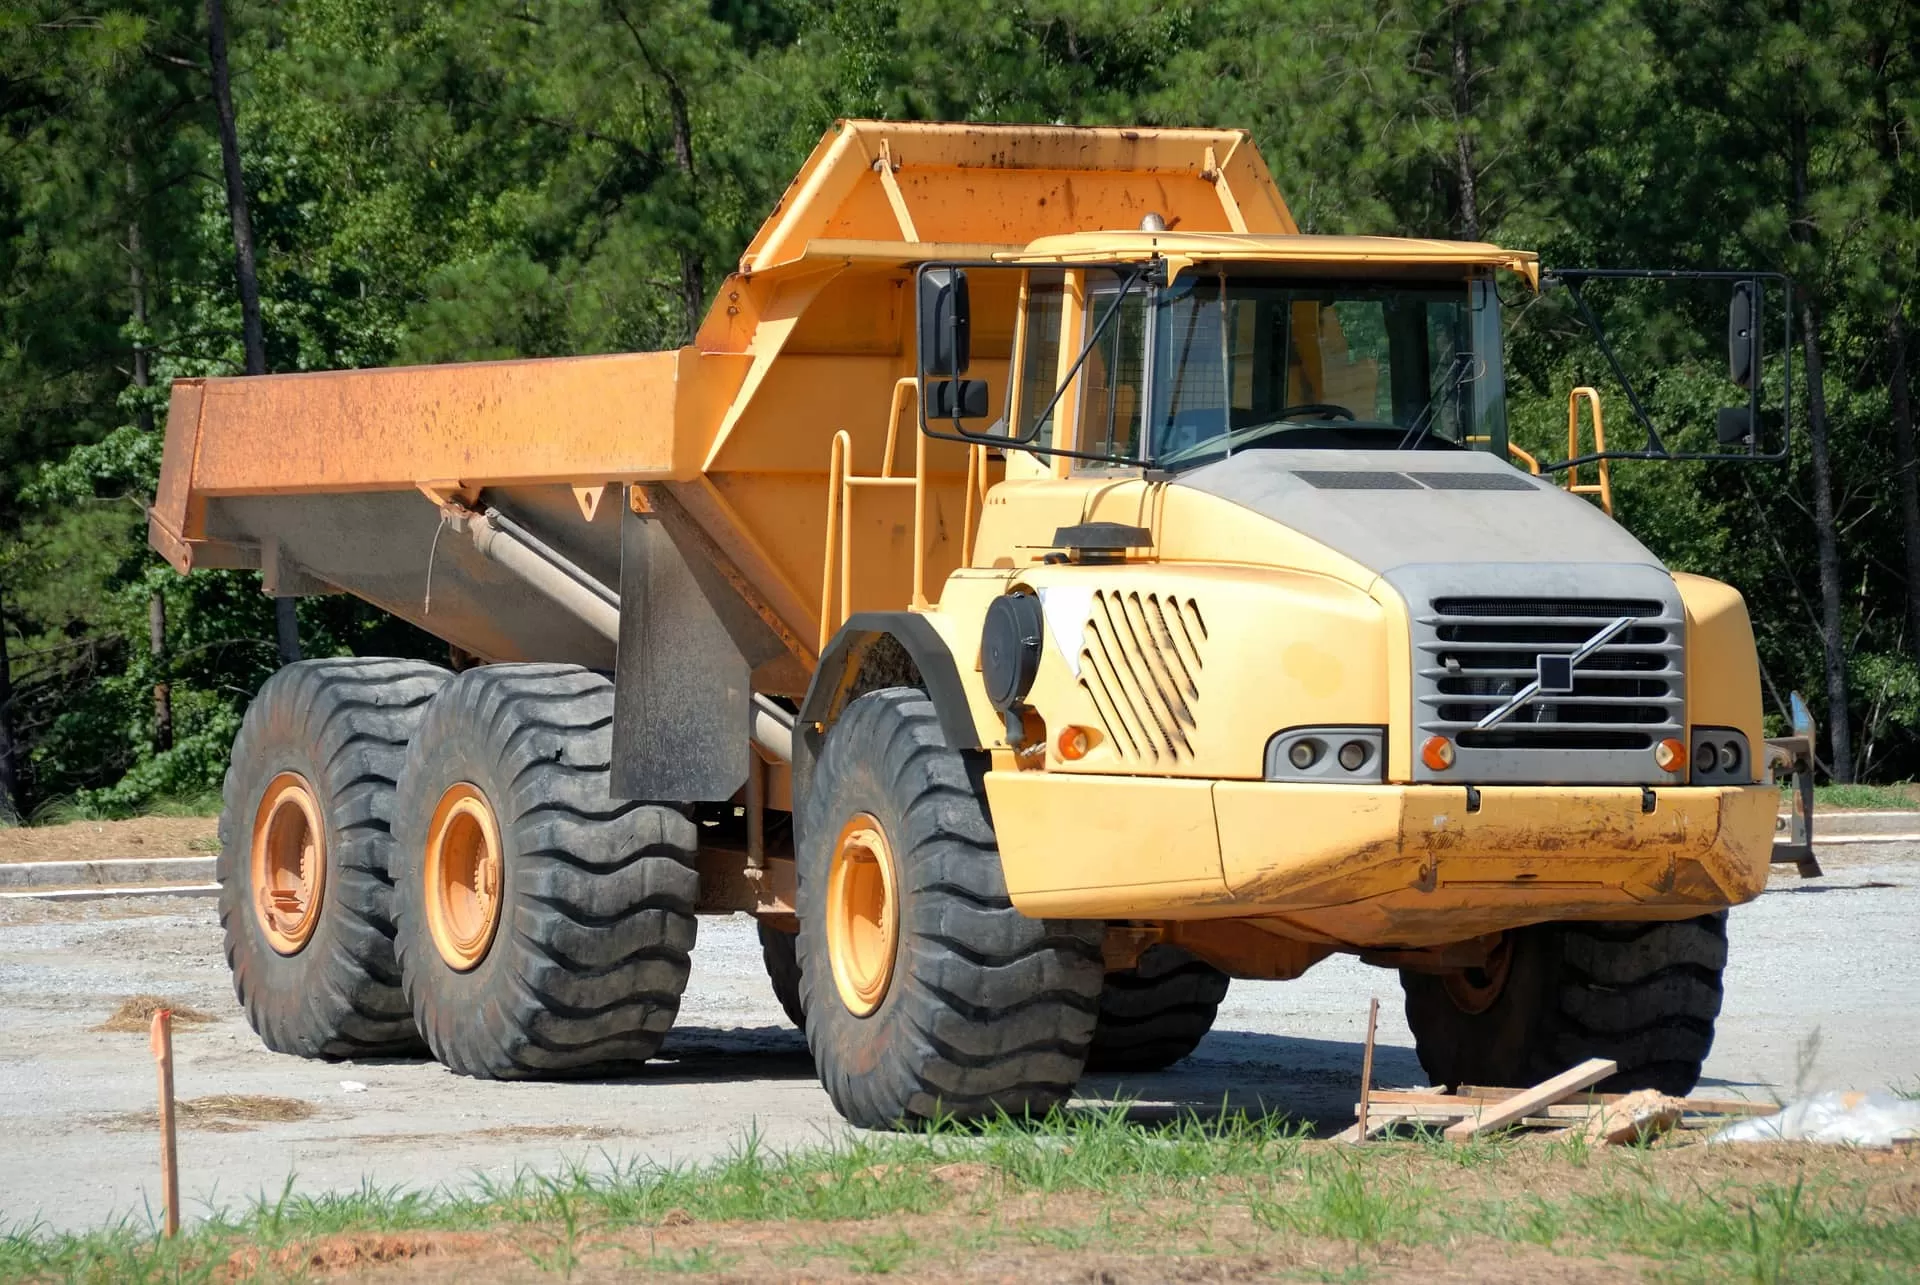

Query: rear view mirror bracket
[[1532, 267, 1792, 472], [912, 259, 1162, 465]]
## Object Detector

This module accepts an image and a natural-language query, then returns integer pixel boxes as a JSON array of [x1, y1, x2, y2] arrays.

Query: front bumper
[[983, 773, 1776, 948]]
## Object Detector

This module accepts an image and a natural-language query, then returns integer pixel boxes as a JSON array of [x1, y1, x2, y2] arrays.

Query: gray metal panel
[[206, 492, 617, 667], [611, 509, 751, 803], [1384, 562, 1687, 786], [1172, 449, 1661, 574]]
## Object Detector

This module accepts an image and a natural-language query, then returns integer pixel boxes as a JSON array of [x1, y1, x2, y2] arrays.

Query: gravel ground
[[1, 847, 1913, 1235]]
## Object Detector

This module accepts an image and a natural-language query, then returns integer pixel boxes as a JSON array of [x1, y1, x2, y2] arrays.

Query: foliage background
[[2, 0, 1916, 817]]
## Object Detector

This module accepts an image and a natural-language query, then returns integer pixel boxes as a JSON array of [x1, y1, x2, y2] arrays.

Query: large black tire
[[758, 922, 807, 1029], [219, 657, 450, 1059], [797, 688, 1106, 1128], [1086, 945, 1229, 1073], [392, 664, 698, 1078], [1401, 914, 1728, 1096]]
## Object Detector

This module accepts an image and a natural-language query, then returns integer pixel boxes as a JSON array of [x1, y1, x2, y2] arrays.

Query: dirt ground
[[0, 815, 218, 863], [0, 824, 1916, 1254]]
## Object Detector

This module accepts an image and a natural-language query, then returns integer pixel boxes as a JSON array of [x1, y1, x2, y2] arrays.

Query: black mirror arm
[[918, 261, 1157, 467], [1559, 278, 1672, 460], [1534, 268, 1794, 473], [1007, 265, 1147, 451]]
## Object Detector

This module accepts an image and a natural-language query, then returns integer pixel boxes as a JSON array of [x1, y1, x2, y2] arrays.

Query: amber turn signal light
[[1421, 735, 1455, 771], [1056, 724, 1100, 761], [1654, 737, 1686, 772]]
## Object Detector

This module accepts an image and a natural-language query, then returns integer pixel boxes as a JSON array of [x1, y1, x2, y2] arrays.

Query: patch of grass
[[24, 791, 222, 825], [95, 995, 216, 1033], [1801, 781, 1920, 810], [4, 1110, 1917, 1283], [1567, 1167, 1920, 1283]]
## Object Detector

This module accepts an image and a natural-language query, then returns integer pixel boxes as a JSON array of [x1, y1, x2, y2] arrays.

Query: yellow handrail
[[1565, 386, 1613, 517], [820, 381, 944, 651], [1507, 442, 1542, 475]]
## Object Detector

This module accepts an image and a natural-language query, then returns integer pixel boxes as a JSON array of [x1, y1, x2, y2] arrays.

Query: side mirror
[[927, 378, 989, 421], [1728, 281, 1758, 389], [1715, 406, 1754, 446], [918, 267, 971, 377]]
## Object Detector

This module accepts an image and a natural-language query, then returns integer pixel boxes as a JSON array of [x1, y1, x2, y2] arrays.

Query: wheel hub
[[251, 772, 326, 955], [825, 812, 899, 1017], [424, 783, 504, 971], [1442, 933, 1515, 1015]]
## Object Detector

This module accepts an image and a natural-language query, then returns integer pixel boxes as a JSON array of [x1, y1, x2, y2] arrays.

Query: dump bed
[[149, 120, 1298, 679]]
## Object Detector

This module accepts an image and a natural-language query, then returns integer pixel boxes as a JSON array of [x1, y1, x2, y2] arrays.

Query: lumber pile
[[1333, 1057, 1781, 1144]]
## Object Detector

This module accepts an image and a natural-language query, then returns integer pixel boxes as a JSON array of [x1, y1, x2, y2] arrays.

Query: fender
[[799, 612, 980, 753]]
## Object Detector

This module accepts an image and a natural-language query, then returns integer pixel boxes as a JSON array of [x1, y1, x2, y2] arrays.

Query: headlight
[[1266, 727, 1386, 783], [1689, 727, 1752, 785]]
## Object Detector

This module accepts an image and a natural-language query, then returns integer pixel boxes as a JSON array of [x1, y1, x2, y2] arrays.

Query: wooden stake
[[149, 1009, 179, 1238], [1356, 996, 1379, 1142]]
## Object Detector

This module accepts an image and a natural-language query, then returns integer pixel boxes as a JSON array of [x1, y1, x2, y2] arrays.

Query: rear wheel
[[219, 658, 450, 1059], [392, 664, 698, 1078], [758, 921, 807, 1029], [797, 688, 1105, 1128], [1400, 914, 1727, 1095], [1086, 946, 1230, 1073]]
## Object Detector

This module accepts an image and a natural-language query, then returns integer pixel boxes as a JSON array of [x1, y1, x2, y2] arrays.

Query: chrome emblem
[[1475, 616, 1636, 731]]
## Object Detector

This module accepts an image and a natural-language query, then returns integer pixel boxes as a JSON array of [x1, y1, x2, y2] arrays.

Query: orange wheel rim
[[251, 772, 326, 955], [1443, 934, 1514, 1015], [825, 813, 898, 1017], [424, 783, 504, 971]]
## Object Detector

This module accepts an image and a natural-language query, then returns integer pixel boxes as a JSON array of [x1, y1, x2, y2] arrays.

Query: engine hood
[[1169, 448, 1663, 581]]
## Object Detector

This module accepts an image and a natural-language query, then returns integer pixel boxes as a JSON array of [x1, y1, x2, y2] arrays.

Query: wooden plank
[[1356, 997, 1379, 1142], [1393, 1088, 1777, 1116], [1443, 1059, 1616, 1140]]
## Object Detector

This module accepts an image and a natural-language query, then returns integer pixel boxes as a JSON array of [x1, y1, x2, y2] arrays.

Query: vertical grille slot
[[1415, 596, 1683, 759], [1079, 591, 1206, 765]]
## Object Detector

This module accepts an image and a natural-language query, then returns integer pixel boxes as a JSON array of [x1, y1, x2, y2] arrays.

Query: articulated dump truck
[[152, 121, 1790, 1128]]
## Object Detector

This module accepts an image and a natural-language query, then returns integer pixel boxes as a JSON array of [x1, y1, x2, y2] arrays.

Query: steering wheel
[[1272, 403, 1356, 421]]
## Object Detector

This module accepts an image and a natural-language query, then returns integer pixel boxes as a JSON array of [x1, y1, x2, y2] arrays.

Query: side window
[[1014, 275, 1065, 441], [1076, 287, 1148, 461]]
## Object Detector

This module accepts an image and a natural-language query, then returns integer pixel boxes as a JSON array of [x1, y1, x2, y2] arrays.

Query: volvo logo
[[1475, 615, 1637, 731]]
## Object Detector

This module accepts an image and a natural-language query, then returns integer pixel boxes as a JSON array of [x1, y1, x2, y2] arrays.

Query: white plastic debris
[[1710, 1091, 1920, 1147], [339, 1079, 368, 1093]]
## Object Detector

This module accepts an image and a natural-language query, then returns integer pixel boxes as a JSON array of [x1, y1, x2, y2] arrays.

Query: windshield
[[1057, 271, 1509, 470]]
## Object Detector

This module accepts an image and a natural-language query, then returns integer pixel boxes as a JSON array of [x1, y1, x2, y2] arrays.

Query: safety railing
[[820, 378, 990, 652], [1564, 385, 1614, 516]]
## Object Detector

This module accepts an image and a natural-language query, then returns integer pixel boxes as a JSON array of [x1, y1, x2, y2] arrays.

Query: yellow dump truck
[[152, 121, 1792, 1128]]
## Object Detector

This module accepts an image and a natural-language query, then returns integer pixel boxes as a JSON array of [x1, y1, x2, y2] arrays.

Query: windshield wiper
[[1397, 351, 1475, 451]]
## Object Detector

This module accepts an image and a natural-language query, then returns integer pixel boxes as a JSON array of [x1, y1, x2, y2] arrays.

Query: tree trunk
[[615, 6, 704, 338], [206, 0, 300, 664], [1889, 309, 1920, 668], [149, 593, 173, 753], [0, 591, 17, 823], [1449, 2, 1480, 242], [129, 150, 175, 746], [663, 73, 703, 337], [1802, 297, 1854, 781]]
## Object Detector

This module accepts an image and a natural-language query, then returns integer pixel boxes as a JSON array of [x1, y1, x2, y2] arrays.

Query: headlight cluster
[[1265, 727, 1386, 783], [1689, 727, 1751, 785]]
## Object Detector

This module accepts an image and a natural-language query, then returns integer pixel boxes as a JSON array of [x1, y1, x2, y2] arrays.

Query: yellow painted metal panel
[[1675, 572, 1765, 777], [185, 350, 706, 496], [988, 772, 1773, 942], [986, 771, 1229, 915]]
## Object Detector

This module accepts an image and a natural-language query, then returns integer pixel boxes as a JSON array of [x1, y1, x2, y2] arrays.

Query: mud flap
[[611, 503, 752, 802]]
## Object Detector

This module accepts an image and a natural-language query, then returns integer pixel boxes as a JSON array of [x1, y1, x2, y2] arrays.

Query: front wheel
[[796, 688, 1105, 1128], [1400, 914, 1727, 1095]]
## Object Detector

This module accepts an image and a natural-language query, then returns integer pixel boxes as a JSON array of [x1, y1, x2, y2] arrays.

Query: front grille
[[1414, 596, 1683, 760], [1078, 591, 1207, 766]]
